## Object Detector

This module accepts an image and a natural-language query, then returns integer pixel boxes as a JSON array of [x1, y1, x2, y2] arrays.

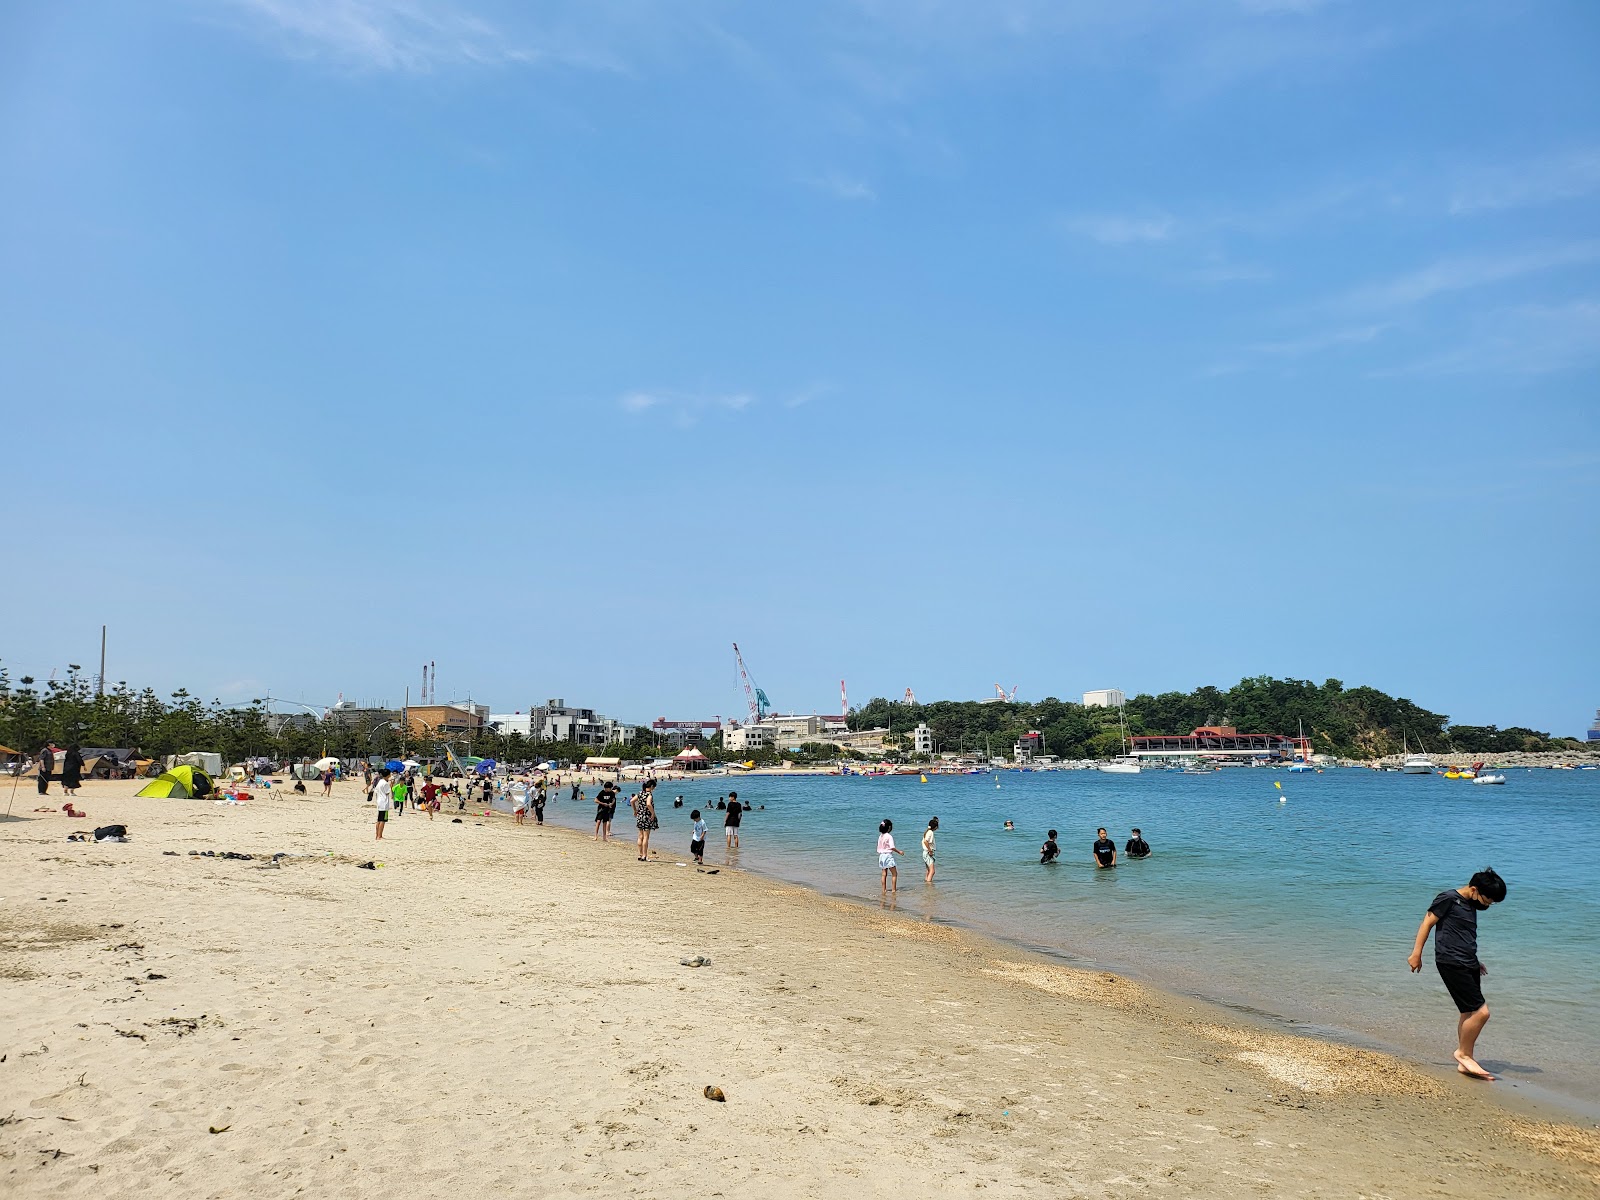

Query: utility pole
[[98, 626, 106, 697]]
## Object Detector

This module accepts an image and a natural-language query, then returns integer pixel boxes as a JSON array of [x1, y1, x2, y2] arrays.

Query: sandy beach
[[3, 778, 1597, 1198]]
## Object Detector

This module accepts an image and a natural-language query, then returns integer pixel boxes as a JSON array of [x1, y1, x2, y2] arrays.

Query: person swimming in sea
[[1040, 830, 1060, 864], [1003, 820, 1015, 831]]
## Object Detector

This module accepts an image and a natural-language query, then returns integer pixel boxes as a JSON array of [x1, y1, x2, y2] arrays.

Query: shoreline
[[534, 794, 1600, 1124], [4, 779, 1598, 1197]]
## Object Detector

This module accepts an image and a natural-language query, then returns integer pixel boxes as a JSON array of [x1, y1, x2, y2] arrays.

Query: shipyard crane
[[732, 643, 771, 723], [994, 683, 1019, 702], [904, 687, 917, 704], [840, 680, 848, 719]]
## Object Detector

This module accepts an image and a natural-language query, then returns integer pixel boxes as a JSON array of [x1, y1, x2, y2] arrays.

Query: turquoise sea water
[[541, 767, 1600, 1113]]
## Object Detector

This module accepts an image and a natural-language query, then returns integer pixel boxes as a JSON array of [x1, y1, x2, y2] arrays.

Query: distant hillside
[[847, 676, 1581, 760]]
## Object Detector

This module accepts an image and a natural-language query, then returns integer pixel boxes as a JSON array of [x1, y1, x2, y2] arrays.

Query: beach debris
[[208, 1125, 231, 1135], [703, 1085, 726, 1102], [357, 861, 377, 870], [678, 955, 713, 968]]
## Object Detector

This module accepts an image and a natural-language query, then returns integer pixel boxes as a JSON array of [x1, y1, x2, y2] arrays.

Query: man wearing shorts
[[1407, 868, 1507, 1080], [724, 791, 742, 848], [372, 769, 393, 841]]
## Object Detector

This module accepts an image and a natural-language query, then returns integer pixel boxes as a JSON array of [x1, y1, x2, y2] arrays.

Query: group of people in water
[[873, 818, 1152, 892]]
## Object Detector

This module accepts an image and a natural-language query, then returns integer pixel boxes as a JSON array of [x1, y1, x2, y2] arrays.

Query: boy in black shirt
[[1040, 830, 1060, 864], [1407, 867, 1507, 1081], [1125, 828, 1151, 859], [1092, 828, 1116, 868]]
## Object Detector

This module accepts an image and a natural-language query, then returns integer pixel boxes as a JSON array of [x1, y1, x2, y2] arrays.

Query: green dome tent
[[135, 765, 214, 798]]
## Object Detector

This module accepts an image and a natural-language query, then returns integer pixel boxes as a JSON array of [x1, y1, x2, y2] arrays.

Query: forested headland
[[846, 676, 1582, 761]]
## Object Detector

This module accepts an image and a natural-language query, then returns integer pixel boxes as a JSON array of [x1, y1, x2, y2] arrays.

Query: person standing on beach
[[1407, 868, 1508, 1081], [391, 775, 407, 819], [634, 779, 659, 861], [922, 817, 939, 883], [513, 780, 527, 826], [594, 783, 614, 841], [372, 769, 393, 840], [1092, 828, 1117, 868], [532, 783, 546, 825], [36, 744, 54, 796], [878, 819, 903, 893], [61, 745, 84, 798], [321, 766, 334, 797], [724, 791, 743, 849]]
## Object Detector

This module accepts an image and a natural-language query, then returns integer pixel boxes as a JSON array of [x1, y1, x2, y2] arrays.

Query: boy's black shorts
[[690, 839, 706, 858], [1437, 963, 1485, 1013]]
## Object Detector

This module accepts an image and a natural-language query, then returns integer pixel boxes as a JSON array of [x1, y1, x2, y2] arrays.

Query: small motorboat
[[1471, 773, 1507, 785]]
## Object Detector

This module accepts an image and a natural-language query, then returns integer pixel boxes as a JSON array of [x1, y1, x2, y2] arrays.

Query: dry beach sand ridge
[[2, 778, 1598, 1198]]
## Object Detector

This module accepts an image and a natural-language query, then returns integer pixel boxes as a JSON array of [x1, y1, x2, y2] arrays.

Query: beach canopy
[[384, 759, 406, 771], [135, 765, 214, 799], [312, 756, 340, 770], [474, 758, 498, 775], [585, 756, 621, 767], [672, 747, 710, 770]]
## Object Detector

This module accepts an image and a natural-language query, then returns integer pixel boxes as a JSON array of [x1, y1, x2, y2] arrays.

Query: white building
[[1083, 689, 1126, 709], [912, 722, 934, 755], [488, 713, 534, 737], [724, 724, 773, 752]]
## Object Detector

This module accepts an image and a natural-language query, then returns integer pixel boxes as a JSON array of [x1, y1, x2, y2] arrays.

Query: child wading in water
[[690, 809, 707, 865], [1407, 867, 1508, 1081], [877, 819, 903, 894]]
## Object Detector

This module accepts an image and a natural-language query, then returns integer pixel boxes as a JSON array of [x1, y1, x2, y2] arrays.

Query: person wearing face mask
[[1407, 867, 1508, 1081]]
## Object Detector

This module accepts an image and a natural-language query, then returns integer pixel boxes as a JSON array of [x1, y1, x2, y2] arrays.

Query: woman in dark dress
[[61, 745, 85, 796]]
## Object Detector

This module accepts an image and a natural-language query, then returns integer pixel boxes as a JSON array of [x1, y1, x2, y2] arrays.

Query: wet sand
[[2, 778, 1596, 1198]]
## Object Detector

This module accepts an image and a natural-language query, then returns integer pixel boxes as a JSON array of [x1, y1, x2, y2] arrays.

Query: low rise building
[[1015, 730, 1046, 761], [488, 713, 534, 737], [1083, 689, 1126, 709], [912, 722, 934, 755], [724, 724, 774, 752], [406, 704, 484, 736]]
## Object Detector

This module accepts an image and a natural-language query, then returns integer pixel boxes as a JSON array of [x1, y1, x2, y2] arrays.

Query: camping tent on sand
[[136, 765, 214, 798]]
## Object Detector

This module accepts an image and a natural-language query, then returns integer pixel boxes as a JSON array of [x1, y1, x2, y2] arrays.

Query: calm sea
[[538, 766, 1600, 1114]]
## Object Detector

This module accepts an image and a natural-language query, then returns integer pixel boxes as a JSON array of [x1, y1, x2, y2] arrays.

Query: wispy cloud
[[805, 171, 877, 201], [1060, 212, 1176, 245], [1372, 300, 1600, 377], [1343, 241, 1600, 311], [618, 389, 756, 427], [1248, 323, 1390, 357], [224, 0, 621, 73], [1448, 148, 1600, 215]]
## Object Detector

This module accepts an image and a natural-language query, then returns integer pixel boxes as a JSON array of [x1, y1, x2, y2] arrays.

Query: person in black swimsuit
[[1125, 828, 1151, 859], [1040, 830, 1060, 864]]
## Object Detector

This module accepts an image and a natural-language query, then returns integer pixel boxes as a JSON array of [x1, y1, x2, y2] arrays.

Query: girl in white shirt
[[877, 819, 903, 894]]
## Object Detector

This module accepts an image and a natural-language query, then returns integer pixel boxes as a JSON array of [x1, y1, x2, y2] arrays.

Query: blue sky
[[2, 0, 1597, 736]]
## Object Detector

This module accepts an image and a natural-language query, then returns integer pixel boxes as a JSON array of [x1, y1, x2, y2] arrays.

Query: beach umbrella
[[474, 758, 497, 775], [312, 756, 340, 771], [384, 759, 405, 772], [403, 759, 420, 769]]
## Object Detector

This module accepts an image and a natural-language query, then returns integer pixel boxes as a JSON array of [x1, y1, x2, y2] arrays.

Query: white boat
[[1099, 758, 1141, 774], [1471, 773, 1507, 785], [1098, 705, 1141, 774], [1399, 731, 1434, 774]]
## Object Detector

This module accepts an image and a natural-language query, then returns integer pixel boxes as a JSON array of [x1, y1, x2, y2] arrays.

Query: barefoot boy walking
[[1407, 867, 1507, 1080]]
